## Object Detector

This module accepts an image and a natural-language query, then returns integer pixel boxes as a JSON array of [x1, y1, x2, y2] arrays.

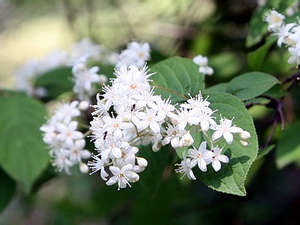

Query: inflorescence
[[39, 41, 251, 190], [265, 9, 300, 66]]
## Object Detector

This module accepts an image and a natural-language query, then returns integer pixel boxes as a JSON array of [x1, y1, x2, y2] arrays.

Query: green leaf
[[247, 37, 276, 70], [0, 91, 49, 192], [207, 82, 228, 93], [150, 56, 205, 103], [264, 84, 286, 99], [198, 92, 258, 196], [276, 121, 300, 169], [226, 72, 279, 100], [35, 67, 73, 100], [0, 168, 16, 212]]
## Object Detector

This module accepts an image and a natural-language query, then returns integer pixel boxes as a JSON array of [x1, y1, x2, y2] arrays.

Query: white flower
[[288, 44, 300, 65], [40, 123, 57, 145], [265, 10, 285, 32], [168, 109, 190, 130], [56, 121, 83, 147], [117, 41, 151, 68], [276, 23, 297, 47], [175, 157, 196, 180], [188, 142, 214, 172], [54, 101, 80, 123], [69, 139, 90, 162], [14, 50, 69, 97], [72, 58, 105, 101], [179, 131, 194, 147], [102, 115, 134, 139], [133, 108, 164, 133], [106, 164, 139, 190], [162, 124, 186, 148], [211, 147, 229, 172], [52, 149, 74, 174], [69, 38, 102, 63], [212, 118, 242, 144], [181, 92, 211, 112], [88, 155, 109, 180], [92, 94, 110, 116], [148, 97, 175, 119]]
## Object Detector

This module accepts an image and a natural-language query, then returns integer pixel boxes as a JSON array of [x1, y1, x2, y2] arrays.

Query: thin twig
[[152, 83, 188, 101]]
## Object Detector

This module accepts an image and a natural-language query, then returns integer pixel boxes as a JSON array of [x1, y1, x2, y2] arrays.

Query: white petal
[[69, 121, 78, 130], [125, 171, 139, 182], [121, 164, 133, 172], [100, 168, 109, 180], [229, 126, 243, 133], [171, 138, 181, 148], [118, 178, 128, 189], [189, 170, 196, 180], [73, 131, 83, 139], [106, 176, 118, 186], [150, 122, 160, 133], [109, 166, 120, 176], [200, 120, 210, 131], [212, 130, 222, 141], [203, 151, 214, 164], [198, 159, 207, 172], [198, 141, 207, 152], [223, 132, 233, 144], [188, 116, 200, 125], [112, 147, 122, 158], [212, 160, 221, 172], [218, 155, 229, 163]]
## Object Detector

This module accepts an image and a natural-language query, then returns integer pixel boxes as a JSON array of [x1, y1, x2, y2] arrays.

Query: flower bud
[[240, 131, 251, 139], [136, 157, 148, 168], [80, 163, 89, 173], [180, 132, 194, 147], [152, 141, 162, 152], [240, 140, 248, 147], [79, 101, 90, 111], [81, 150, 91, 159]]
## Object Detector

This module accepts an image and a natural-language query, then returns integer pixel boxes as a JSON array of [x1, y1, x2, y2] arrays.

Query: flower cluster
[[116, 42, 151, 68], [265, 10, 300, 66], [176, 120, 251, 180], [193, 54, 214, 75], [14, 38, 115, 97], [14, 50, 69, 97], [88, 63, 251, 190], [72, 57, 107, 102], [40, 101, 90, 173]]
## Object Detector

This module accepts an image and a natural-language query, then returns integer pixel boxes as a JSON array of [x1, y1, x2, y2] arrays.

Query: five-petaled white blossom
[[212, 118, 243, 144]]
